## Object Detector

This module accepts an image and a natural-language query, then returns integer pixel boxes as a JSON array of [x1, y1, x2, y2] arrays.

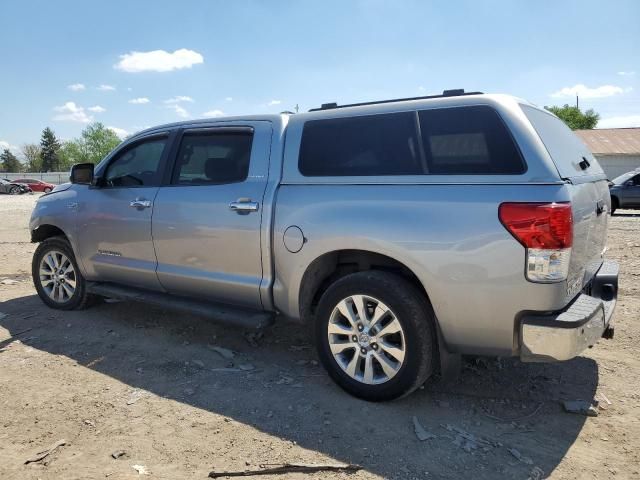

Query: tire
[[43, 187, 52, 193], [314, 271, 437, 401], [9, 186, 19, 195], [32, 236, 97, 310], [611, 197, 618, 215]]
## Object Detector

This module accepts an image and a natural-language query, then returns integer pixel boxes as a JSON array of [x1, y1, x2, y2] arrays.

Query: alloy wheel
[[39, 250, 77, 303], [327, 294, 406, 385]]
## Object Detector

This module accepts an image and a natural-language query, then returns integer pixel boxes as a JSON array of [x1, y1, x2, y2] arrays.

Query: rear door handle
[[229, 199, 259, 214], [130, 199, 152, 209]]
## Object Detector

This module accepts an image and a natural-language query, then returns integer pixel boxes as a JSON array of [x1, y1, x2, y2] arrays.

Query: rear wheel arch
[[299, 249, 433, 323]]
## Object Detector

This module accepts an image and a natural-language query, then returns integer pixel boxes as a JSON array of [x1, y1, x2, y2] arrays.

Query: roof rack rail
[[309, 89, 483, 112]]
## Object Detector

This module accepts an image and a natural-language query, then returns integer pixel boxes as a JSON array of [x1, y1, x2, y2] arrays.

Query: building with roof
[[575, 128, 640, 179]]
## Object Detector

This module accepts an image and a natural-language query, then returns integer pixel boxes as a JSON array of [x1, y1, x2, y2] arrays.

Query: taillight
[[499, 202, 573, 282]]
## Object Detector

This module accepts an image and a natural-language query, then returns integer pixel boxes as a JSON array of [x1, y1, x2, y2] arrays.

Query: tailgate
[[565, 179, 609, 294], [521, 105, 608, 294]]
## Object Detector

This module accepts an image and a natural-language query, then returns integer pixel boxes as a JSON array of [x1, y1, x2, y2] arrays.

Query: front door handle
[[130, 198, 152, 209], [229, 199, 259, 214]]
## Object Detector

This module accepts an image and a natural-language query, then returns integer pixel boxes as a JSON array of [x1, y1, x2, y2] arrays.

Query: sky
[[1, 0, 639, 154]]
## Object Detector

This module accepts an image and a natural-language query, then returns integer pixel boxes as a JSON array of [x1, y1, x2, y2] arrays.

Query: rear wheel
[[611, 197, 618, 215], [32, 237, 97, 310], [9, 186, 19, 195], [314, 271, 437, 401]]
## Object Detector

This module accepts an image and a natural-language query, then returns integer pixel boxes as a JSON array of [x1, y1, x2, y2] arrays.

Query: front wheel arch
[[32, 236, 97, 310], [31, 224, 68, 243], [31, 225, 87, 278]]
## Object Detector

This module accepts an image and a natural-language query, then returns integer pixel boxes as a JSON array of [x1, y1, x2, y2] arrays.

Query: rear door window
[[521, 105, 604, 178], [417, 106, 526, 174], [298, 112, 423, 176], [172, 131, 253, 185]]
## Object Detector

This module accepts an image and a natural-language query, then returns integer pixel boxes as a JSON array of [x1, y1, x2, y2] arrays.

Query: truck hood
[[47, 182, 72, 195]]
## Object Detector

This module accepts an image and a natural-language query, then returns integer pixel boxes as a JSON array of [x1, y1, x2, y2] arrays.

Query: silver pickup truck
[[30, 90, 618, 401]]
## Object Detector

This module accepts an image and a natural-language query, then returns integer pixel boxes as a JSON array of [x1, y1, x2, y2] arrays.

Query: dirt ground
[[0, 193, 638, 480]]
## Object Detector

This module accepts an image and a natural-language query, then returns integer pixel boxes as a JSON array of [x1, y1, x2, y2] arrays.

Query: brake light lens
[[499, 203, 573, 282]]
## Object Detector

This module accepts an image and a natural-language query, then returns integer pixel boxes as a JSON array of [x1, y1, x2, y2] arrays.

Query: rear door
[[522, 105, 609, 292], [152, 123, 271, 309]]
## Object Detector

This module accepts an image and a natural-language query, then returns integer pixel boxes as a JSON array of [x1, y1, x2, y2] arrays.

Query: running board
[[87, 282, 274, 330]]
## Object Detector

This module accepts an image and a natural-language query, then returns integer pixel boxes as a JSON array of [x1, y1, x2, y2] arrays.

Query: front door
[[624, 173, 640, 207], [75, 134, 171, 290], [152, 124, 271, 309]]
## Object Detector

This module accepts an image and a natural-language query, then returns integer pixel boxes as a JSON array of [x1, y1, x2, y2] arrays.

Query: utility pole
[[576, 95, 579, 109], [295, 104, 299, 114]]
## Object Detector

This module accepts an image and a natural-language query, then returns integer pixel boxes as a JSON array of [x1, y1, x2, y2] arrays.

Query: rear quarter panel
[[273, 184, 574, 356]]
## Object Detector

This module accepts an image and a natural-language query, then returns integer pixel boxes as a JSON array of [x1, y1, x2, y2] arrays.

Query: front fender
[[30, 187, 86, 275]]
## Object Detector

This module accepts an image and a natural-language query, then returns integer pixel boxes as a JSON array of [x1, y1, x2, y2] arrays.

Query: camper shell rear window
[[521, 104, 604, 178]]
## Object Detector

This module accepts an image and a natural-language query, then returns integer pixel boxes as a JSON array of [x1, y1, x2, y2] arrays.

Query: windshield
[[611, 172, 635, 185]]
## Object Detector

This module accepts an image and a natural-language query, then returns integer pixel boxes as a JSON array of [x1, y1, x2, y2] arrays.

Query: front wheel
[[32, 236, 97, 310], [314, 271, 437, 401], [611, 197, 618, 215], [9, 186, 19, 195], [43, 187, 52, 193]]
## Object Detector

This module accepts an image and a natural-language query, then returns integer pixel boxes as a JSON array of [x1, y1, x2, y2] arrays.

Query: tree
[[40, 127, 61, 172], [58, 122, 122, 168], [0, 149, 22, 173], [83, 123, 122, 164], [58, 141, 84, 170], [544, 104, 599, 130], [21, 143, 42, 172]]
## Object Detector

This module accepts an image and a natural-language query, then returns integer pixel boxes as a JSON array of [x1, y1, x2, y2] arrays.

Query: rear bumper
[[520, 260, 618, 362]]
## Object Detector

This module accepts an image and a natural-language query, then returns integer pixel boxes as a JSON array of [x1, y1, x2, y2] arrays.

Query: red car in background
[[12, 178, 55, 193]]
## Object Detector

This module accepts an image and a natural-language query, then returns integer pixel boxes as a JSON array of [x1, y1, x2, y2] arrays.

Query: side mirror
[[624, 180, 633, 187], [70, 163, 94, 185]]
